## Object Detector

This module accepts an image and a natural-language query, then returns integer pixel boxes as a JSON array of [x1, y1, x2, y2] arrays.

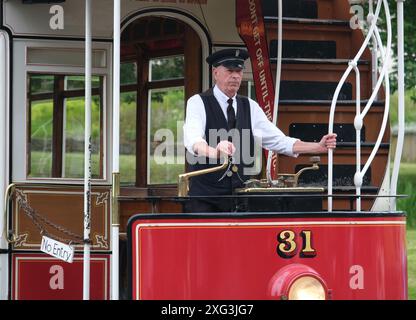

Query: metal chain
[[15, 190, 84, 245], [218, 157, 244, 183]]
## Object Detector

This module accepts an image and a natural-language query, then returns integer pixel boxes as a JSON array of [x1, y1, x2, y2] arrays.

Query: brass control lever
[[178, 156, 229, 197]]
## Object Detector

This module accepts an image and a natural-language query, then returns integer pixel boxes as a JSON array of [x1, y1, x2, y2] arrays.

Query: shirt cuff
[[287, 137, 300, 158], [186, 137, 207, 156]]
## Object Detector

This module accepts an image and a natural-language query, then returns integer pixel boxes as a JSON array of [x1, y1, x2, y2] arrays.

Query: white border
[[13, 255, 109, 300], [12, 39, 113, 185], [0, 30, 10, 301]]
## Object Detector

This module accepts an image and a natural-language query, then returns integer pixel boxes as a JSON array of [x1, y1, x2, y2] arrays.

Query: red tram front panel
[[128, 213, 407, 300], [12, 253, 110, 300]]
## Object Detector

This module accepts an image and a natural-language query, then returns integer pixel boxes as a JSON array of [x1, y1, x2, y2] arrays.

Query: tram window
[[149, 56, 184, 81], [64, 75, 101, 90], [120, 61, 138, 185], [147, 55, 185, 185], [148, 87, 185, 185], [30, 75, 54, 94], [120, 91, 137, 185], [119, 55, 186, 186], [62, 96, 101, 179], [121, 62, 137, 85], [29, 99, 53, 177], [120, 15, 202, 188], [28, 74, 104, 179]]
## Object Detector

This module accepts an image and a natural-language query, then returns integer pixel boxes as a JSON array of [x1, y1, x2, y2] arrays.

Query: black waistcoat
[[187, 89, 255, 196]]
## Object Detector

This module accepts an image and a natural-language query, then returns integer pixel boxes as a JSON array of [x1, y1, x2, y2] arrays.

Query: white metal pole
[[0, 30, 9, 301], [391, 0, 405, 210], [359, 0, 392, 182], [112, 0, 121, 300], [328, 65, 352, 212], [83, 0, 92, 300], [266, 0, 282, 185], [352, 64, 362, 212], [368, 0, 379, 99]]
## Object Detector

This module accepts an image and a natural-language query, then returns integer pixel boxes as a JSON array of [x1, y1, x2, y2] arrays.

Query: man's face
[[213, 65, 243, 97]]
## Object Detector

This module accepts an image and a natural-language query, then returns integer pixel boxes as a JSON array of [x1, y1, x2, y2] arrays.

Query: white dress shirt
[[183, 85, 299, 157]]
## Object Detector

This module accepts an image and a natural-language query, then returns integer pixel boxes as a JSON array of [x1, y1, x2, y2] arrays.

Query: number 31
[[277, 230, 316, 258]]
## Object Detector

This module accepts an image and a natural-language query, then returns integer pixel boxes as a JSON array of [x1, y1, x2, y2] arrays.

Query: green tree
[[151, 56, 184, 81], [121, 62, 137, 86], [378, 0, 416, 95]]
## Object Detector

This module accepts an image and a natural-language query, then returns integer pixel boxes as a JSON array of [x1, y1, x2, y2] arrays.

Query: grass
[[30, 151, 184, 184], [398, 163, 416, 299], [397, 163, 416, 228], [389, 89, 416, 125], [30, 151, 101, 178], [398, 163, 416, 179], [397, 163, 416, 299]]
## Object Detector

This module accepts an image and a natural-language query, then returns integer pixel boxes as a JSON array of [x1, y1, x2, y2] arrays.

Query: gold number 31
[[277, 230, 317, 258]]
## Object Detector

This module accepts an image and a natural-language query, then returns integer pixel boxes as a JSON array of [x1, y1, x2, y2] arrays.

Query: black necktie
[[227, 98, 236, 129]]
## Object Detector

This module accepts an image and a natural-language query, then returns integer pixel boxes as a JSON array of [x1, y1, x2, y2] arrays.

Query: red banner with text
[[236, 0, 278, 178]]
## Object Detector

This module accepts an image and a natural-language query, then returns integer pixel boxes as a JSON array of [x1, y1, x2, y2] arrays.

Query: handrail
[[328, 0, 392, 212], [351, 62, 362, 211], [360, 14, 392, 177], [1, 184, 15, 244], [178, 156, 229, 197], [369, 0, 379, 99]]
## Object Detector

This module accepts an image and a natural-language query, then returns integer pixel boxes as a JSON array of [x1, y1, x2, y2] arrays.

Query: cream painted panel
[[11, 39, 113, 185], [3, 0, 243, 45], [0, 30, 10, 301]]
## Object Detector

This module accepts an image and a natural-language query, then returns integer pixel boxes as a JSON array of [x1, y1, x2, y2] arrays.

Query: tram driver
[[183, 49, 337, 213]]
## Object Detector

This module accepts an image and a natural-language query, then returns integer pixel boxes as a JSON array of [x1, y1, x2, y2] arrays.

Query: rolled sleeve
[[281, 136, 300, 157], [250, 99, 299, 157]]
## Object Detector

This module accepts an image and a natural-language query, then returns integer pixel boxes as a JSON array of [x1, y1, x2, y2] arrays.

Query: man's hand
[[317, 133, 337, 152], [216, 140, 236, 157], [292, 133, 337, 154], [192, 140, 236, 158]]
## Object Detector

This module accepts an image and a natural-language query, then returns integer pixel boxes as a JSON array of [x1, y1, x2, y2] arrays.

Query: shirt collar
[[214, 85, 236, 105]]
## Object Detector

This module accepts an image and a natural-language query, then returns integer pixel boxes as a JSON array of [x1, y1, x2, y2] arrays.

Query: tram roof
[[2, 0, 242, 45]]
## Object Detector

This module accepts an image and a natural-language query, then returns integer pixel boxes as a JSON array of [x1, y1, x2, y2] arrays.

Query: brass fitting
[[2, 183, 16, 244], [278, 156, 321, 188], [112, 172, 120, 226], [178, 156, 229, 197]]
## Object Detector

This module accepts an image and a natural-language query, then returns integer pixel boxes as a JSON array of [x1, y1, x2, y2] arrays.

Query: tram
[[0, 0, 407, 300]]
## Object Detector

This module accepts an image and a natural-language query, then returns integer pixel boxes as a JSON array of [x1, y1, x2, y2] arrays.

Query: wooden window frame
[[27, 73, 105, 179], [120, 20, 202, 194], [121, 50, 186, 188]]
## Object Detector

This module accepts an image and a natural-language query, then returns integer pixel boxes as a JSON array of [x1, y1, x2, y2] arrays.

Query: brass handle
[[2, 183, 16, 244], [178, 155, 229, 197], [293, 156, 320, 187], [277, 156, 321, 188]]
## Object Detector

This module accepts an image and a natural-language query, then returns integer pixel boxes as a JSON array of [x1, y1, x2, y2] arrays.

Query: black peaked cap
[[206, 48, 249, 70]]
